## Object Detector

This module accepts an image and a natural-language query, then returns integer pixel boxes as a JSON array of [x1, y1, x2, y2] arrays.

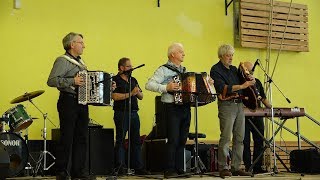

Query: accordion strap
[[162, 64, 185, 74], [60, 55, 87, 70]]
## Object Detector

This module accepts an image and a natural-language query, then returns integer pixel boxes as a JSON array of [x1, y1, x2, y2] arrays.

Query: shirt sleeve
[[145, 67, 167, 93], [210, 66, 226, 94], [47, 58, 75, 88]]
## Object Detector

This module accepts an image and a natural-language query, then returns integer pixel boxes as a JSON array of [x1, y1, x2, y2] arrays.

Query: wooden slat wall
[[239, 0, 309, 52]]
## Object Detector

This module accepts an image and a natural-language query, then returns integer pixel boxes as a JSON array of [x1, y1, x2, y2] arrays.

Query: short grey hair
[[62, 32, 83, 51], [167, 42, 183, 57], [218, 44, 234, 59]]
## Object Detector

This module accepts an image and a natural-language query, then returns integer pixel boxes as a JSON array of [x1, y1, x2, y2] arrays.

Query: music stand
[[189, 91, 217, 175]]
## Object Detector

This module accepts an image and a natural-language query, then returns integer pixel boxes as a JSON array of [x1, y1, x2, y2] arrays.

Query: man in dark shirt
[[47, 32, 89, 180], [210, 44, 255, 178], [112, 57, 147, 175], [242, 62, 272, 174]]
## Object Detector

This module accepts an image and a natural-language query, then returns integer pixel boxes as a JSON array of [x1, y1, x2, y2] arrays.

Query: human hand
[[112, 81, 116, 91], [131, 86, 140, 96], [74, 74, 84, 86], [242, 79, 255, 89], [166, 81, 180, 92]]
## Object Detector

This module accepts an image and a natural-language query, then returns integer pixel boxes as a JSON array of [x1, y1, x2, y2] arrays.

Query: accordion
[[173, 72, 216, 106], [78, 70, 113, 106]]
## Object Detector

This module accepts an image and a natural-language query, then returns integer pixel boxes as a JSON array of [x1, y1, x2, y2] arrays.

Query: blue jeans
[[113, 111, 143, 170]]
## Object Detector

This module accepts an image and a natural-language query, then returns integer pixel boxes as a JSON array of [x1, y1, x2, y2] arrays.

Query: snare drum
[[0, 132, 28, 177], [2, 104, 33, 132]]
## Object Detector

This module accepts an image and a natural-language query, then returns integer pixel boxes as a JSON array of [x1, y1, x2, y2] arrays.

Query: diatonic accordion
[[173, 72, 216, 106], [78, 70, 113, 106]]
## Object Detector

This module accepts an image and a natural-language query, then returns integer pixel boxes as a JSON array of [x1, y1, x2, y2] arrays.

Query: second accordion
[[173, 72, 216, 106]]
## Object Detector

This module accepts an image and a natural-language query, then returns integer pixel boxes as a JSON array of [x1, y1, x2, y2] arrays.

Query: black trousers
[[163, 103, 191, 171], [243, 116, 264, 171], [55, 93, 89, 177]]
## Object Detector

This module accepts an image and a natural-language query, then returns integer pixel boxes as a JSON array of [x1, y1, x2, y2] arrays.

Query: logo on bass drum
[[0, 139, 20, 146]]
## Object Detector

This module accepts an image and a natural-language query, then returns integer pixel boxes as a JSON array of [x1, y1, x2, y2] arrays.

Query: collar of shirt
[[65, 52, 81, 62], [167, 60, 186, 73]]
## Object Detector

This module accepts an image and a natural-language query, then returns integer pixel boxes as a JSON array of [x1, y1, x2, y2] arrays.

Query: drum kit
[[0, 90, 55, 177]]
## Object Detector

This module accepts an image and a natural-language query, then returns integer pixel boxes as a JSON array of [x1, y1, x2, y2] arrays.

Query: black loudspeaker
[[52, 128, 114, 175], [0, 143, 10, 178], [290, 148, 320, 173], [87, 128, 114, 175], [144, 140, 186, 172], [144, 140, 168, 172]]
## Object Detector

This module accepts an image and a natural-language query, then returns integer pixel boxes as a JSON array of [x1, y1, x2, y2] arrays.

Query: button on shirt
[[145, 60, 186, 103]]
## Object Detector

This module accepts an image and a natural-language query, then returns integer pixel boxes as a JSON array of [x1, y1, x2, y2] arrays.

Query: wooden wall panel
[[236, 0, 309, 52]]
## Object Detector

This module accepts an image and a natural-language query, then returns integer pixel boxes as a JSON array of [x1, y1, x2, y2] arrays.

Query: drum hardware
[[28, 99, 56, 176], [10, 90, 57, 176]]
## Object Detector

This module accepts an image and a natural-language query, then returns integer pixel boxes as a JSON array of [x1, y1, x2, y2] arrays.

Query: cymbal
[[31, 117, 39, 120], [11, 90, 45, 104]]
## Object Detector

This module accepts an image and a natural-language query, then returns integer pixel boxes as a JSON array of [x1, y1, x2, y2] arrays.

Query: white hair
[[218, 44, 234, 59], [167, 42, 183, 57]]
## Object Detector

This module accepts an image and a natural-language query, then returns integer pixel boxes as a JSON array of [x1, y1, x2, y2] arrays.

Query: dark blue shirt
[[255, 78, 267, 108], [210, 60, 243, 96], [112, 74, 141, 111]]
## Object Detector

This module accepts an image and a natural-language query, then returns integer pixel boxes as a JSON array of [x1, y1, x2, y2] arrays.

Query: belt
[[219, 99, 242, 103], [228, 99, 242, 103], [60, 92, 77, 99]]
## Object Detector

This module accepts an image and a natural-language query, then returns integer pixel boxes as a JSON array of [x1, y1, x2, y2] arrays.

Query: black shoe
[[113, 166, 126, 176], [164, 170, 178, 178], [232, 169, 253, 177], [71, 175, 96, 180], [219, 169, 232, 179], [176, 169, 191, 178], [135, 169, 151, 175], [253, 169, 268, 174], [56, 171, 69, 180]]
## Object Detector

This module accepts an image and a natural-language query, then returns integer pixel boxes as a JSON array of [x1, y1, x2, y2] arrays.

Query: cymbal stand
[[28, 99, 56, 176], [22, 127, 38, 176]]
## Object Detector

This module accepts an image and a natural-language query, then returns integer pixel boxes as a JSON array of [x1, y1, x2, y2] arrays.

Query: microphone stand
[[117, 65, 144, 176], [255, 61, 291, 174]]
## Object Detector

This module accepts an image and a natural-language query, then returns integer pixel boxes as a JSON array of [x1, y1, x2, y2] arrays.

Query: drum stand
[[28, 99, 56, 176]]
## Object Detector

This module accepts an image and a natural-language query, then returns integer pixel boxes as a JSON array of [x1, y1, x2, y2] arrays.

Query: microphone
[[123, 64, 145, 74], [252, 59, 260, 72]]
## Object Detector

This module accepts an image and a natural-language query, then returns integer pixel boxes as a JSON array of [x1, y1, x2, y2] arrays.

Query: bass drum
[[0, 132, 28, 177]]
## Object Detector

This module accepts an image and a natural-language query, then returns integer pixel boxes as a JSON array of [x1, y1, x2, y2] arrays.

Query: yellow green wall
[[0, 0, 319, 142]]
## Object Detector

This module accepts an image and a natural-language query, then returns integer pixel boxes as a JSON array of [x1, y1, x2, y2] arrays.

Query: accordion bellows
[[78, 70, 113, 106]]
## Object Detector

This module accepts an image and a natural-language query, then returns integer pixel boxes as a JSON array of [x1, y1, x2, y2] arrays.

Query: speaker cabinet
[[52, 128, 114, 175], [87, 128, 114, 175], [144, 140, 186, 172]]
